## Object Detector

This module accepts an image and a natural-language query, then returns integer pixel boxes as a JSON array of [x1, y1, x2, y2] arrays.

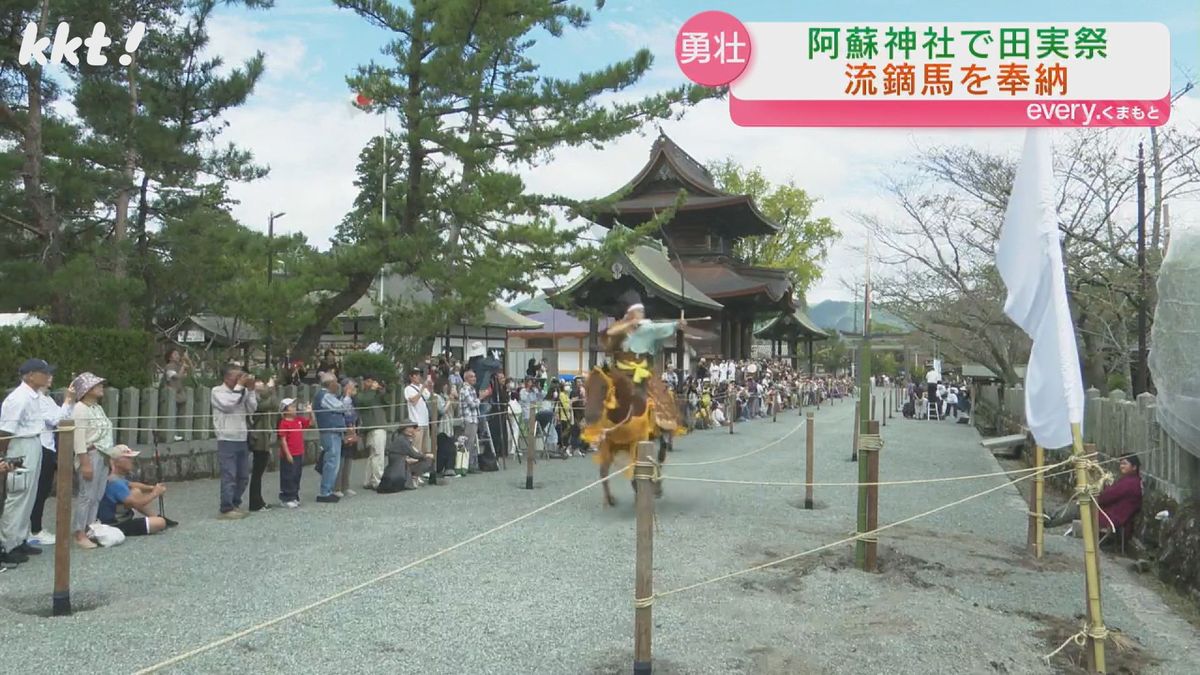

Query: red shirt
[[277, 416, 311, 457], [1095, 473, 1142, 531]]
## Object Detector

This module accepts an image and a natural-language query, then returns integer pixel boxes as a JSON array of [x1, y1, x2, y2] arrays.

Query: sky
[[203, 0, 1200, 303]]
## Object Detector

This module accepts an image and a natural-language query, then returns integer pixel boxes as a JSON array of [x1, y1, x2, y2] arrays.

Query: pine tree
[[283, 0, 709, 362], [71, 0, 270, 330]]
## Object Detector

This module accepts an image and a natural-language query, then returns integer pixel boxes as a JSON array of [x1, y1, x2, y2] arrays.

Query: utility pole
[[265, 211, 286, 374], [1135, 142, 1148, 396], [378, 110, 389, 333]]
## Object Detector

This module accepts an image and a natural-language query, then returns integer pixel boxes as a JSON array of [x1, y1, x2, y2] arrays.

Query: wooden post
[[881, 391, 886, 427], [1071, 425, 1107, 673], [1027, 444, 1045, 558], [427, 394, 439, 486], [633, 440, 656, 675], [805, 412, 815, 510], [728, 388, 735, 435], [525, 414, 536, 490], [849, 398, 859, 461], [139, 386, 158, 446], [864, 420, 880, 572], [53, 422, 75, 616]]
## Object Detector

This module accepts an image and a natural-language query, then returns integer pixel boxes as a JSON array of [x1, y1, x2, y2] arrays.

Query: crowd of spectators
[[0, 350, 855, 570]]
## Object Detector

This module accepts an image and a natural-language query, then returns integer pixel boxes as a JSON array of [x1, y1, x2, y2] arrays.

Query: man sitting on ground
[[378, 421, 434, 493], [1047, 454, 1143, 534], [98, 445, 172, 537], [711, 401, 728, 427]]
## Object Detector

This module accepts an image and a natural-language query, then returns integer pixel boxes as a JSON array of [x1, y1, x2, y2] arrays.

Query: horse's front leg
[[600, 457, 616, 507], [654, 439, 667, 498]]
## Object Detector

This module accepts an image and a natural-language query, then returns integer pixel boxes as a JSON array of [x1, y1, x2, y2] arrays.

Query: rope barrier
[[48, 398, 406, 421], [633, 594, 655, 609], [651, 465, 1053, 602], [0, 408, 521, 444], [133, 462, 632, 674], [661, 459, 1073, 489], [133, 409, 817, 670], [668, 417, 806, 467], [1044, 620, 1111, 664], [858, 433, 883, 453]]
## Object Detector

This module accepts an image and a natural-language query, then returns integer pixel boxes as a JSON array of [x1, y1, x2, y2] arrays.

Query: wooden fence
[[976, 384, 1200, 502], [53, 382, 409, 482]]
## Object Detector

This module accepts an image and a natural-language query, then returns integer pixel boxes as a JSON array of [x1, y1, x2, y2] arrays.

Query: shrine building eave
[[754, 311, 829, 341], [592, 192, 780, 239], [554, 243, 725, 317], [676, 260, 795, 309]]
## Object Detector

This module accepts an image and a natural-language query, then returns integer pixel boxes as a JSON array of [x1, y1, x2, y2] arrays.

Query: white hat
[[466, 341, 486, 359], [280, 397, 297, 412], [627, 303, 645, 314]]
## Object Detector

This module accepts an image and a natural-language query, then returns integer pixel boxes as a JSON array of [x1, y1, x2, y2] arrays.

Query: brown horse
[[583, 366, 668, 507]]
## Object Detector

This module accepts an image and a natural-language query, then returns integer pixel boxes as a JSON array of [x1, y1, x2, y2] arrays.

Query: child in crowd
[[277, 398, 314, 508]]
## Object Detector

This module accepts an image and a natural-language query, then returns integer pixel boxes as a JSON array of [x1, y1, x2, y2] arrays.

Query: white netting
[[1149, 223, 1200, 456]]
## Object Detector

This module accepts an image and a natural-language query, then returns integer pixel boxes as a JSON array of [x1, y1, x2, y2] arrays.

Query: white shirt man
[[0, 359, 55, 559], [404, 369, 431, 455]]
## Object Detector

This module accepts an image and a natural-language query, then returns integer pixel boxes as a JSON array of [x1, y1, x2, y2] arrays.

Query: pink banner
[[730, 95, 1172, 128]]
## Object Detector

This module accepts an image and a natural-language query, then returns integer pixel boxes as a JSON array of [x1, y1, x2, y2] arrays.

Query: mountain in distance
[[808, 300, 911, 334]]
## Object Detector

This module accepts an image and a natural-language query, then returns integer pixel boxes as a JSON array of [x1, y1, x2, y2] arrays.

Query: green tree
[[816, 333, 849, 373], [71, 0, 269, 330], [0, 0, 108, 321], [708, 159, 840, 298], [281, 0, 708, 362], [871, 351, 899, 378]]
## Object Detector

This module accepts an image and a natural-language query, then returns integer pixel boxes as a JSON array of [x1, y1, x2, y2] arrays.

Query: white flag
[[996, 129, 1084, 449]]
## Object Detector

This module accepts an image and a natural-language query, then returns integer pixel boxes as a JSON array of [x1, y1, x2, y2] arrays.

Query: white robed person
[[601, 302, 689, 432]]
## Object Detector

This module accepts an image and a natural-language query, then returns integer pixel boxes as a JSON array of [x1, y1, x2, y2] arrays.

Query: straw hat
[[71, 372, 106, 400]]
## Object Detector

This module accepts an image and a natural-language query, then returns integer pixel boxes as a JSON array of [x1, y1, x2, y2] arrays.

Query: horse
[[582, 365, 669, 507]]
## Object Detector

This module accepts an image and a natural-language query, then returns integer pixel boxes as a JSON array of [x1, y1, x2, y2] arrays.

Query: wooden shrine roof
[[589, 133, 779, 239], [754, 311, 829, 341]]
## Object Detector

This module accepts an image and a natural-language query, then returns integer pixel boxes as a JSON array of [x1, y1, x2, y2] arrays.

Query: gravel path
[[2, 393, 1196, 674]]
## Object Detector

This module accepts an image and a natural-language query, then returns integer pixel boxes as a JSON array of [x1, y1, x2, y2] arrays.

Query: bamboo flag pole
[[855, 236, 874, 570], [1026, 444, 1045, 558], [1071, 423, 1107, 673]]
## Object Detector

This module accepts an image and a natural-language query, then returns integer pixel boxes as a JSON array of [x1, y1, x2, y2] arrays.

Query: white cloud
[[219, 98, 380, 244], [216, 16, 1200, 308], [206, 16, 315, 81]]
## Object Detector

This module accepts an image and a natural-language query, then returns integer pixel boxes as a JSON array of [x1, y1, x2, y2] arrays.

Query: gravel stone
[[1, 396, 1195, 674]]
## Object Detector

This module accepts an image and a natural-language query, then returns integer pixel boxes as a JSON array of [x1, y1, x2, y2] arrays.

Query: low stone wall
[[975, 383, 1200, 604]]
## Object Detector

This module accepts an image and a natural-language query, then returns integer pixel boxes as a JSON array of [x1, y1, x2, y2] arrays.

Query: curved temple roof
[[590, 133, 780, 239], [555, 242, 724, 315]]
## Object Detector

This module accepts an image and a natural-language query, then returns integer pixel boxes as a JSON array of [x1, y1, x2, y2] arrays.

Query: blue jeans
[[318, 432, 342, 497], [217, 440, 250, 513], [279, 455, 303, 503]]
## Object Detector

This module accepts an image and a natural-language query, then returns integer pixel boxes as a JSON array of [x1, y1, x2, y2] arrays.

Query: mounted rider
[[602, 302, 685, 432]]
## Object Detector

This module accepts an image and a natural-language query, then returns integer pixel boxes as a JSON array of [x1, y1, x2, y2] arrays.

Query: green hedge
[[0, 326, 155, 388], [341, 350, 399, 383]]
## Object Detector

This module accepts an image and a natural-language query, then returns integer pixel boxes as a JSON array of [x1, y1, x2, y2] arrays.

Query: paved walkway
[[1, 393, 1195, 674]]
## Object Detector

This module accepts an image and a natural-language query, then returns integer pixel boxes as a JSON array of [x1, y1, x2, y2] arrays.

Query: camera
[[2, 455, 25, 469]]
